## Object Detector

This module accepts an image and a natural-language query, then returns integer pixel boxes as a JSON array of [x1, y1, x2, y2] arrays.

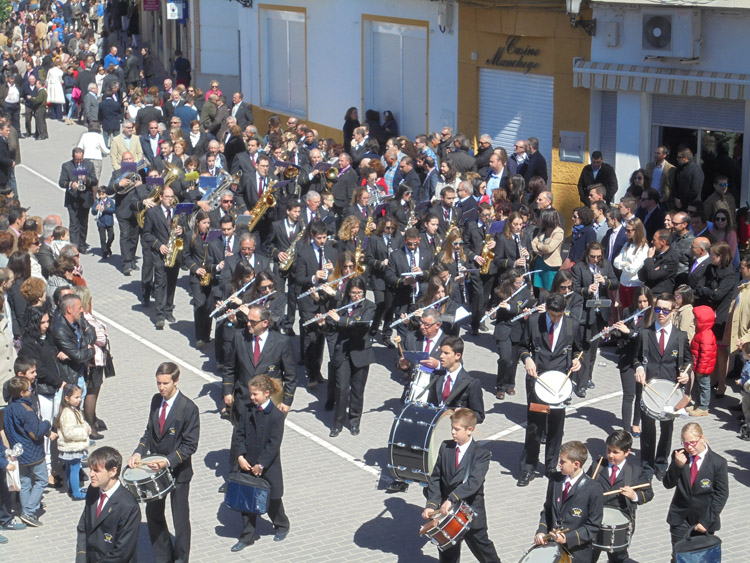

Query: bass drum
[[388, 403, 453, 484], [518, 543, 571, 563]]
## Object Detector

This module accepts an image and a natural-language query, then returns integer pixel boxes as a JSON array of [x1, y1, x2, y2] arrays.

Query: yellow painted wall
[[458, 5, 592, 234], [251, 106, 344, 145]]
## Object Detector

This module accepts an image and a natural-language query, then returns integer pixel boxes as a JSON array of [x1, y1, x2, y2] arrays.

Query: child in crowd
[[321, 192, 334, 212], [689, 305, 716, 417], [535, 440, 603, 563], [49, 225, 70, 259], [3, 377, 57, 527], [56, 384, 90, 501], [91, 188, 115, 258]]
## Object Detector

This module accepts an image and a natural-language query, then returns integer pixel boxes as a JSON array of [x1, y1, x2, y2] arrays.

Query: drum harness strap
[[640, 329, 686, 380], [529, 314, 574, 366]]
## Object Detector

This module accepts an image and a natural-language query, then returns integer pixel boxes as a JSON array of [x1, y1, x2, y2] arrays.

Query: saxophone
[[165, 219, 184, 268], [279, 229, 305, 272], [246, 181, 277, 232], [364, 215, 376, 236], [479, 232, 494, 275], [354, 237, 366, 275], [199, 244, 211, 286]]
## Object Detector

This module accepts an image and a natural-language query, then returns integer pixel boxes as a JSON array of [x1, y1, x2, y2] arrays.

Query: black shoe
[[315, 375, 326, 384], [230, 541, 251, 552], [517, 470, 535, 487], [329, 427, 342, 438], [575, 388, 587, 399], [132, 264, 140, 271], [140, 296, 150, 307], [123, 268, 132, 276], [166, 314, 176, 323], [79, 247, 88, 255], [350, 426, 360, 436], [218, 482, 227, 494], [155, 319, 165, 330], [273, 529, 289, 542], [587, 381, 596, 389], [20, 513, 42, 527], [654, 470, 665, 482], [89, 431, 104, 440], [471, 328, 479, 336], [324, 400, 334, 411], [385, 480, 409, 494], [95, 419, 108, 431]]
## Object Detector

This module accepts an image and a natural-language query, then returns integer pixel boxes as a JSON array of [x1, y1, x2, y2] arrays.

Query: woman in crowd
[[626, 168, 649, 199], [710, 208, 739, 269], [17, 231, 44, 281], [336, 215, 362, 255], [46, 255, 77, 300], [530, 208, 564, 292], [435, 159, 461, 193], [182, 210, 214, 348], [7, 251, 31, 334], [614, 217, 649, 310], [342, 107, 359, 153], [564, 206, 596, 268], [673, 284, 696, 342]]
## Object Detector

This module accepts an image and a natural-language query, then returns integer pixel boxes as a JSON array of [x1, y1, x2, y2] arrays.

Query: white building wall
[[228, 0, 458, 134], [196, 1, 243, 95]]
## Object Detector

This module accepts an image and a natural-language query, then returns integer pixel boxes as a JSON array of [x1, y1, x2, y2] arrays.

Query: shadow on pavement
[[353, 497, 436, 562], [572, 406, 621, 435], [204, 448, 231, 480], [482, 439, 523, 476]]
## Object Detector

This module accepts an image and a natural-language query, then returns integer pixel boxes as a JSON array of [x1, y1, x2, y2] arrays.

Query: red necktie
[[424, 338, 431, 354], [659, 328, 666, 355], [455, 447, 460, 469], [253, 335, 261, 366], [258, 176, 263, 198], [562, 481, 571, 503], [690, 456, 699, 486], [610, 465, 618, 486], [158, 400, 168, 433], [444, 210, 449, 221], [442, 375, 451, 402], [548, 322, 554, 349], [96, 492, 107, 517], [361, 207, 366, 218], [225, 238, 230, 254]]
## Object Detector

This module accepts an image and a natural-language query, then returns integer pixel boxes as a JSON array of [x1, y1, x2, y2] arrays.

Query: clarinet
[[593, 265, 601, 313], [455, 251, 468, 304]]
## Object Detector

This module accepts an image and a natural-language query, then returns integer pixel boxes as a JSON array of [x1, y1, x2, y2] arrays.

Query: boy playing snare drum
[[587, 430, 654, 562], [422, 408, 501, 563]]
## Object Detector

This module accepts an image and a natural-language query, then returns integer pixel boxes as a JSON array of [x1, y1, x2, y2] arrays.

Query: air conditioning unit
[[642, 9, 701, 59]]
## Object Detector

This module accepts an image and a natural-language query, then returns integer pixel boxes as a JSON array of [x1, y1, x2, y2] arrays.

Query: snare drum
[[407, 368, 433, 403], [419, 500, 474, 550], [517, 543, 571, 562], [121, 456, 175, 503], [388, 403, 453, 484], [593, 506, 632, 552], [534, 371, 573, 409], [641, 379, 683, 421]]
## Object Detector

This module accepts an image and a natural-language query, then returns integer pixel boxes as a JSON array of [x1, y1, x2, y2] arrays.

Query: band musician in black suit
[[425, 336, 485, 422], [331, 152, 358, 218], [142, 186, 183, 329], [422, 408, 501, 563], [385, 227, 432, 337], [517, 292, 582, 487], [128, 363, 200, 563], [59, 147, 98, 251], [571, 242, 619, 396], [365, 216, 402, 342], [633, 293, 692, 480], [267, 200, 303, 334], [76, 447, 140, 563], [663, 422, 729, 553], [182, 209, 215, 347], [294, 220, 339, 386], [108, 151, 144, 275]]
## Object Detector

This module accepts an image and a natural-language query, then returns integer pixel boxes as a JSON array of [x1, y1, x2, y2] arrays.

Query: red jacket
[[690, 305, 716, 375]]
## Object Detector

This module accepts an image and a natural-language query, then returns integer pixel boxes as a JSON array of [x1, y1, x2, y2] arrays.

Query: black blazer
[[426, 368, 485, 424], [267, 218, 303, 264], [493, 232, 532, 272], [141, 205, 173, 258], [577, 163, 618, 204], [182, 231, 214, 284], [520, 313, 579, 378], [571, 259, 619, 327], [587, 458, 653, 521], [425, 440, 492, 529], [134, 105, 162, 135], [523, 151, 548, 184], [635, 206, 666, 242], [638, 246, 679, 294], [694, 265, 735, 325], [59, 159, 97, 209], [139, 133, 163, 165], [537, 472, 604, 563], [294, 241, 339, 319], [387, 198, 412, 230], [206, 235, 241, 276], [431, 204, 462, 237], [384, 247, 431, 310], [365, 233, 403, 292], [491, 285, 532, 343], [332, 167, 358, 209], [233, 400, 285, 499], [632, 325, 692, 382], [686, 258, 710, 290], [231, 101, 255, 129], [75, 484, 140, 563], [463, 222, 500, 275], [214, 251, 271, 301], [134, 391, 200, 483], [663, 448, 729, 533], [224, 330, 296, 405], [602, 227, 628, 264], [329, 299, 376, 367]]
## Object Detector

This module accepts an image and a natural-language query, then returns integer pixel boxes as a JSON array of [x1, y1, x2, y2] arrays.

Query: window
[[259, 8, 306, 116], [363, 19, 428, 140]]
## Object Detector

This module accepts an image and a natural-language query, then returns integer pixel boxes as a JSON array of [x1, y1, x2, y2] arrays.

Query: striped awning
[[573, 59, 750, 100]]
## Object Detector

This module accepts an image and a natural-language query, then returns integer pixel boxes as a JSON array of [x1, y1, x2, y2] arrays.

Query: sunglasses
[[653, 306, 671, 314]]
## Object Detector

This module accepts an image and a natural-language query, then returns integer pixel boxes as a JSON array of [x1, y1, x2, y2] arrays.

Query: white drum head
[[602, 506, 630, 526], [519, 543, 563, 562], [408, 368, 433, 403], [535, 371, 572, 406], [642, 379, 682, 418], [122, 456, 164, 481], [427, 410, 454, 473]]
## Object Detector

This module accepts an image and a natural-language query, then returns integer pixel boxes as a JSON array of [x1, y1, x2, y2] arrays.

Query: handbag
[[224, 471, 270, 515], [104, 343, 116, 378], [673, 529, 721, 563], [71, 86, 81, 103]]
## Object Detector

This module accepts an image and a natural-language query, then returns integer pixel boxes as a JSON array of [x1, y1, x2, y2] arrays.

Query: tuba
[[165, 218, 184, 268], [114, 159, 148, 195], [245, 181, 277, 232], [162, 163, 182, 188], [324, 166, 338, 192]]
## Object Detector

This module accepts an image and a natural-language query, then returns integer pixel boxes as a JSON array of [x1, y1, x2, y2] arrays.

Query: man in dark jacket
[[638, 229, 679, 295], [673, 148, 705, 211], [98, 92, 122, 148], [577, 151, 618, 204], [446, 134, 477, 175], [59, 148, 98, 251], [524, 136, 548, 184], [51, 293, 96, 386]]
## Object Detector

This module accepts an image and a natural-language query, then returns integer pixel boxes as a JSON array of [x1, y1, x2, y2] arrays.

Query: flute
[[209, 279, 255, 317], [591, 306, 651, 342], [480, 283, 528, 323], [511, 305, 541, 323], [298, 271, 355, 298], [214, 291, 277, 323], [302, 298, 366, 327], [390, 296, 450, 329]]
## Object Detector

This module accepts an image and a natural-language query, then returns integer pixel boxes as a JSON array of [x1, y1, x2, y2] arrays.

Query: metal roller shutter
[[651, 95, 745, 132], [478, 68, 554, 178]]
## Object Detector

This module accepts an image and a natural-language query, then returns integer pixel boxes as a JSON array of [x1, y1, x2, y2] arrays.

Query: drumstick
[[392, 335, 405, 360], [557, 352, 584, 394], [135, 458, 168, 469], [643, 381, 665, 400], [666, 381, 681, 402], [534, 375, 558, 396], [603, 483, 651, 496], [591, 456, 604, 479]]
